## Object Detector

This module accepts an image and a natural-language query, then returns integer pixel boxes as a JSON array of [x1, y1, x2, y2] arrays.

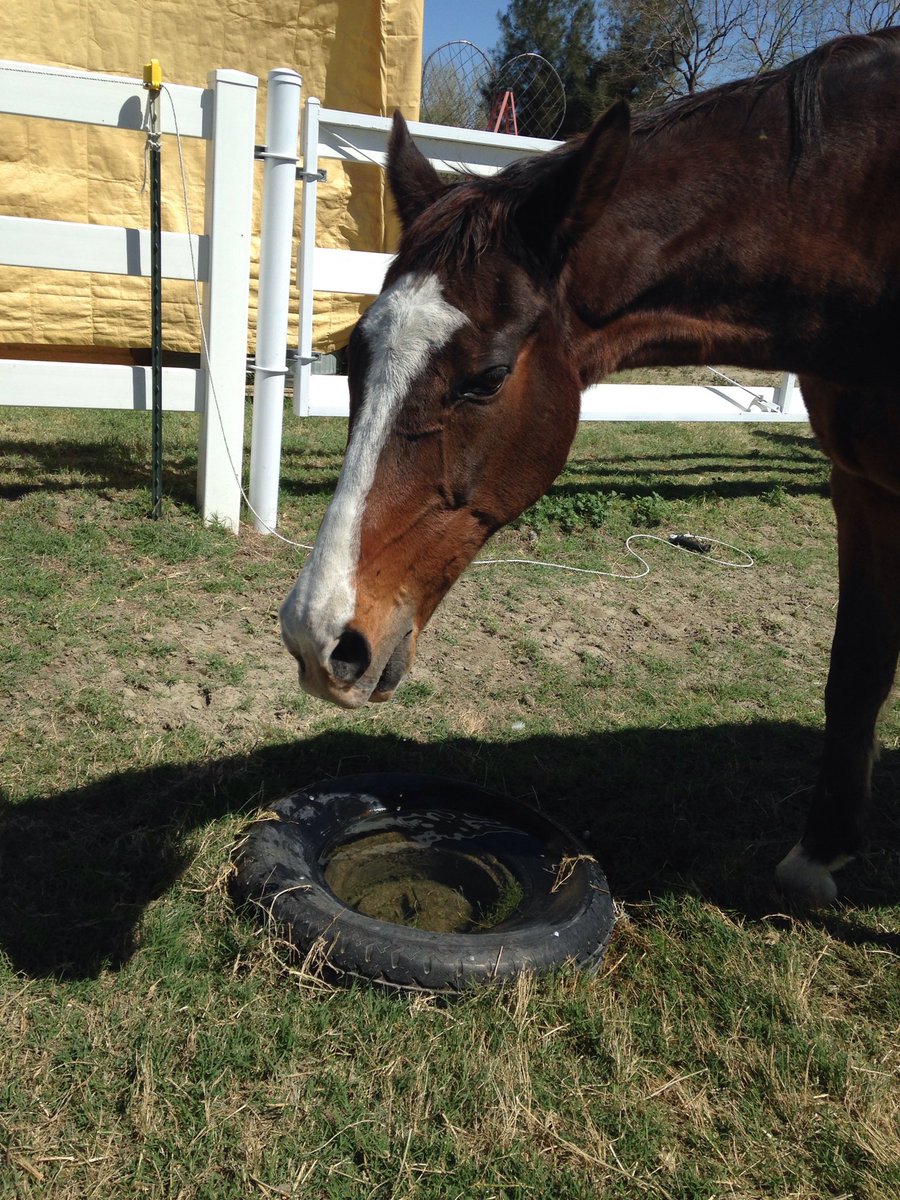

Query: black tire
[[231, 773, 615, 992]]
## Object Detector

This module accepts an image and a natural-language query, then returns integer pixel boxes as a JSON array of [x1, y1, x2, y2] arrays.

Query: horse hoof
[[775, 843, 844, 906]]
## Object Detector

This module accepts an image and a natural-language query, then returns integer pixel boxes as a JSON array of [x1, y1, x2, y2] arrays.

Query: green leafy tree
[[591, 2, 683, 109], [493, 0, 604, 134]]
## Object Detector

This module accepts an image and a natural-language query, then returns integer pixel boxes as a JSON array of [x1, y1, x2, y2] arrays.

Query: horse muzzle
[[280, 593, 417, 708]]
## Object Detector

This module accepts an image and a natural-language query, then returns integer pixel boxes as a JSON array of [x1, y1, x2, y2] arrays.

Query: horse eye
[[455, 366, 510, 402]]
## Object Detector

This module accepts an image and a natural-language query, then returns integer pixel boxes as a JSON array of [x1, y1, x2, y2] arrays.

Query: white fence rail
[[0, 59, 258, 530]]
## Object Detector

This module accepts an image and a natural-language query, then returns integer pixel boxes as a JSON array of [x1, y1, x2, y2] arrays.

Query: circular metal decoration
[[420, 40, 495, 130], [231, 773, 615, 992], [490, 52, 567, 139]]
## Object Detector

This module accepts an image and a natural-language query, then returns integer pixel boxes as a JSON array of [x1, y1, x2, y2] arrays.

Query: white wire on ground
[[160, 87, 754, 581], [474, 533, 753, 578]]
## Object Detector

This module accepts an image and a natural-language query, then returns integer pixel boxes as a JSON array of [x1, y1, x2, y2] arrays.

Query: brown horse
[[281, 29, 900, 905]]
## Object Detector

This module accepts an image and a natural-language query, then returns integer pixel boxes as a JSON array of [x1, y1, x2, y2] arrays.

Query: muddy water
[[322, 810, 528, 933]]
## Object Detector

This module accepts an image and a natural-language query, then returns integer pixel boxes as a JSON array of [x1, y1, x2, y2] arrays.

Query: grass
[[0, 401, 898, 1198]]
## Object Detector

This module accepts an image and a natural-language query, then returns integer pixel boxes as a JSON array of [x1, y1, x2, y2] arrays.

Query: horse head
[[281, 106, 631, 706]]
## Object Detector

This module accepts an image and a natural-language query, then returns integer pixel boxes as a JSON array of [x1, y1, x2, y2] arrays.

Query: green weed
[[629, 490, 670, 527], [518, 489, 620, 532]]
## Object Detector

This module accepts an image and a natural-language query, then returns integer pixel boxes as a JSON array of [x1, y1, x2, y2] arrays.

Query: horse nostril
[[329, 629, 372, 685], [294, 652, 306, 679]]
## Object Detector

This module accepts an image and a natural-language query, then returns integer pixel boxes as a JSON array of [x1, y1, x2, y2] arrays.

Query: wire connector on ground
[[667, 533, 712, 554]]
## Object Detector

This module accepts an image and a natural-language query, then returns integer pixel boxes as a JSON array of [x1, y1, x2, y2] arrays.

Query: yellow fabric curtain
[[0, 1, 423, 353]]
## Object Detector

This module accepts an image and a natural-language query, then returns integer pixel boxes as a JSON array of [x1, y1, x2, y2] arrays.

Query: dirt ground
[[34, 515, 836, 752]]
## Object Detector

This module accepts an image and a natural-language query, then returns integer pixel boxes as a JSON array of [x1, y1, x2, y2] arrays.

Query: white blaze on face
[[280, 272, 468, 662]]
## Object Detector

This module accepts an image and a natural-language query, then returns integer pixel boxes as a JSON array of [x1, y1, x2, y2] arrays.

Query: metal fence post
[[143, 59, 164, 520], [248, 68, 302, 534], [293, 97, 321, 417]]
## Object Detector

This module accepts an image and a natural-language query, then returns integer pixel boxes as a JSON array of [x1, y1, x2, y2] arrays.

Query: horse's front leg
[[777, 465, 900, 903]]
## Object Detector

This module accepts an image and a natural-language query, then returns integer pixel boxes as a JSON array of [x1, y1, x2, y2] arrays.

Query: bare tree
[[666, 0, 754, 92], [495, 0, 900, 126], [603, 0, 761, 97], [825, 0, 900, 32], [599, 0, 900, 106], [733, 0, 831, 73]]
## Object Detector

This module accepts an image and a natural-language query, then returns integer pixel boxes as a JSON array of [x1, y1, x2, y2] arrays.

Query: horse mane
[[633, 26, 900, 147], [393, 158, 569, 276], [393, 28, 900, 277]]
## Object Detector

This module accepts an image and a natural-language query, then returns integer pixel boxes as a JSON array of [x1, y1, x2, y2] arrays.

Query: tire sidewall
[[232, 774, 615, 991]]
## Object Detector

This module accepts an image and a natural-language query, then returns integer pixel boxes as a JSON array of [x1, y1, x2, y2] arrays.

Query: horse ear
[[565, 101, 631, 239], [516, 101, 631, 268], [387, 110, 448, 230]]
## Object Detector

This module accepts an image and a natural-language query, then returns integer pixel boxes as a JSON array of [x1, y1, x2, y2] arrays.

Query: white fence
[[0, 59, 258, 530], [1, 61, 808, 536]]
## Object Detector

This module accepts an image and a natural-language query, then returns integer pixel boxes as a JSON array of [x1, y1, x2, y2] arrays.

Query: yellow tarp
[[0, 1, 423, 354]]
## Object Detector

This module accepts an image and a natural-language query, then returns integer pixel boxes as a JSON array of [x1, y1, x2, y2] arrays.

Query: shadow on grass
[[2, 722, 897, 981], [0, 439, 199, 507], [541, 428, 831, 503], [2, 422, 827, 512], [0, 437, 346, 507], [557, 454, 830, 502]]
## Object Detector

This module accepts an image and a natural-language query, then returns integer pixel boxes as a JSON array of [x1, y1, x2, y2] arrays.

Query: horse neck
[[566, 113, 827, 382]]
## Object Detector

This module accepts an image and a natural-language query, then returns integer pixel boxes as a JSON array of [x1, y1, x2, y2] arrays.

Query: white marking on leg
[[280, 273, 467, 660], [775, 842, 853, 906]]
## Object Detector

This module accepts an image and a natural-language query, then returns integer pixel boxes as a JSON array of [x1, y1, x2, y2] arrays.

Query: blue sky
[[423, 1, 503, 59]]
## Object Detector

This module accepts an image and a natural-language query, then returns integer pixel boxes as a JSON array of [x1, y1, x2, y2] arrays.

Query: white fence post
[[293, 97, 321, 417], [248, 68, 302, 534], [773, 372, 799, 413], [196, 68, 258, 531]]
